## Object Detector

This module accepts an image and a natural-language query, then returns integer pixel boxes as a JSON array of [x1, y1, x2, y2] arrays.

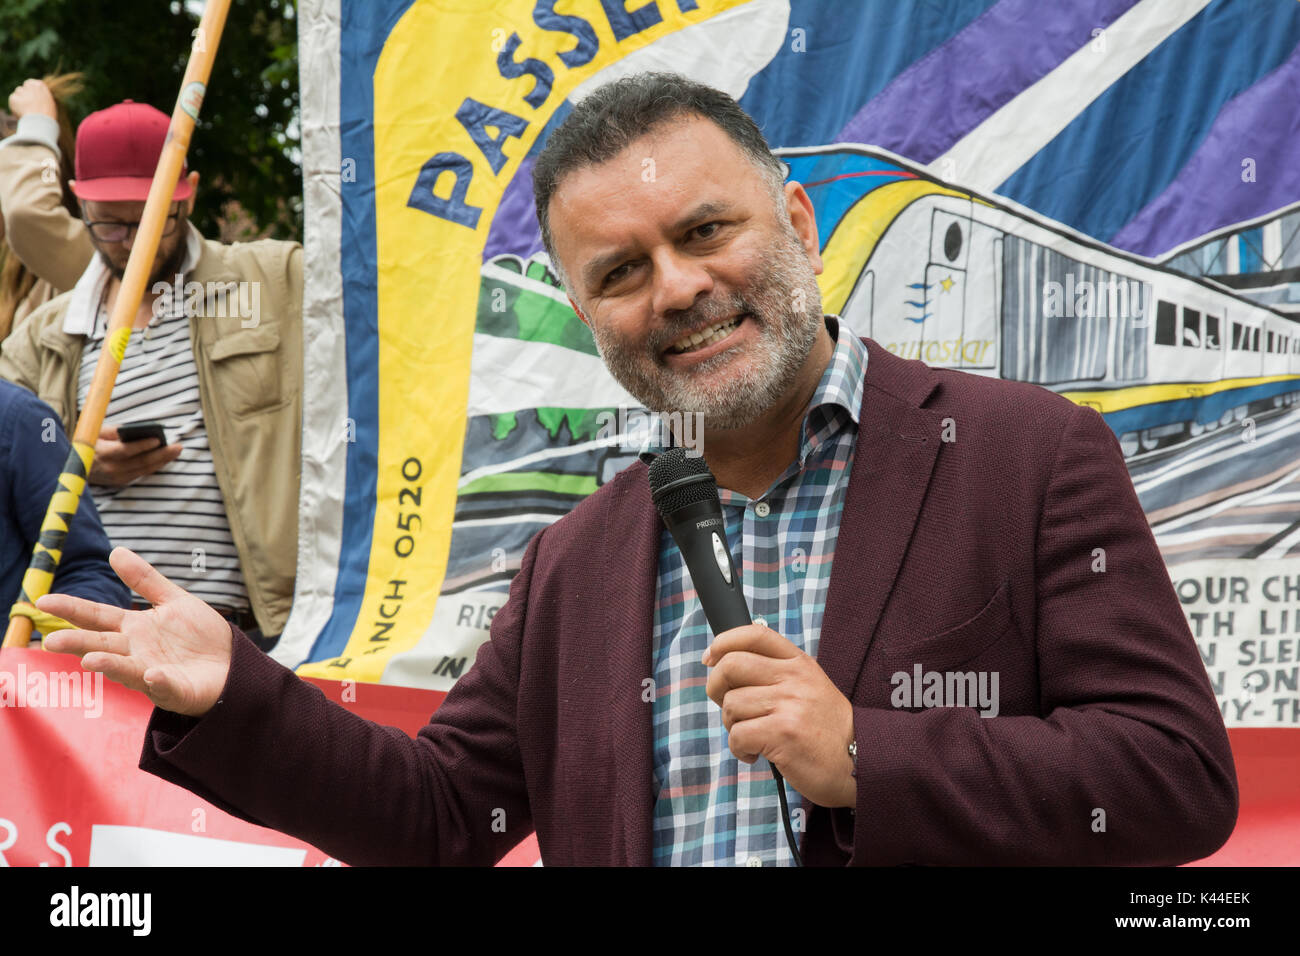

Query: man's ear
[[784, 181, 824, 275], [568, 294, 590, 327]]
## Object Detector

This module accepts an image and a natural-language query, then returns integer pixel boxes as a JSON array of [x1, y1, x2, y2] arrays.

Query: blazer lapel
[[817, 340, 945, 699], [602, 462, 660, 866]]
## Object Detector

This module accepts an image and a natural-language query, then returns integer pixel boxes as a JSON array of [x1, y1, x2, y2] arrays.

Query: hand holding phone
[[91, 423, 182, 487]]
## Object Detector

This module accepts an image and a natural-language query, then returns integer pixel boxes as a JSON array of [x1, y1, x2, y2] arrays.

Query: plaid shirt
[[645, 315, 867, 866]]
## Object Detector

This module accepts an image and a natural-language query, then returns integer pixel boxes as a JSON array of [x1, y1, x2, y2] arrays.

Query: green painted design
[[476, 275, 598, 356], [460, 471, 598, 497], [491, 411, 518, 440], [535, 406, 610, 442]]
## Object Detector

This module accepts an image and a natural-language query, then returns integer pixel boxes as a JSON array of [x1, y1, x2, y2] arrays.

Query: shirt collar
[[63, 222, 204, 337], [637, 313, 868, 461]]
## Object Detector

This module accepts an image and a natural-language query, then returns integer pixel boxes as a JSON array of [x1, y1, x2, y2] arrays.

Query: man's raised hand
[[38, 547, 233, 716]]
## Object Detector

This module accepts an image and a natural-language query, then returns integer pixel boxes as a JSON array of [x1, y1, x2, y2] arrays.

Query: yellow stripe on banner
[[818, 179, 977, 315], [107, 327, 131, 364], [296, 0, 754, 682], [1061, 374, 1300, 414]]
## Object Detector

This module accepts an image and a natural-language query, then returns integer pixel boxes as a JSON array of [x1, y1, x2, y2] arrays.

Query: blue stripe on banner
[[995, 0, 1300, 244], [1100, 379, 1300, 437], [780, 152, 918, 251], [836, 0, 1140, 163], [307, 0, 419, 663], [738, 0, 999, 149]]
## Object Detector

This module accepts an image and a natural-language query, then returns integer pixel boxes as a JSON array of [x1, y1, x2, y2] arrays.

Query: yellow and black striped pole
[[3, 0, 232, 648]]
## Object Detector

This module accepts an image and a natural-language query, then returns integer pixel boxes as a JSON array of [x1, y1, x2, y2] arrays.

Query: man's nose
[[650, 248, 713, 317]]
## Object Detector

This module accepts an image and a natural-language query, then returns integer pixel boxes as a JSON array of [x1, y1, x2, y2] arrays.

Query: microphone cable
[[771, 765, 803, 867]]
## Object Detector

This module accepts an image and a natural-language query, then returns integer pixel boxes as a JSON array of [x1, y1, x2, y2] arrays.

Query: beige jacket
[[0, 119, 94, 335], [0, 236, 304, 636]]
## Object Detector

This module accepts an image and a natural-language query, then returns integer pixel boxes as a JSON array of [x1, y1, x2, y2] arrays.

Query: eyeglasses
[[83, 206, 184, 243]]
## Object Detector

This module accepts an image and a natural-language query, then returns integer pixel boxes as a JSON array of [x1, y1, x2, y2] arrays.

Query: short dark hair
[[531, 72, 787, 288]]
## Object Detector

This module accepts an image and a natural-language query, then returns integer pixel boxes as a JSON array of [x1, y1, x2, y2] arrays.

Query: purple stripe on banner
[[836, 0, 1138, 163], [484, 156, 547, 262], [1109, 44, 1300, 258]]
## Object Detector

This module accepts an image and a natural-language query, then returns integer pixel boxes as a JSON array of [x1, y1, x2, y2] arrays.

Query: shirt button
[[746, 856, 763, 867], [755, 501, 771, 518]]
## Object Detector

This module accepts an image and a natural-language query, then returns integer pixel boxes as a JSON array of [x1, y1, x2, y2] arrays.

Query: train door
[[922, 207, 971, 367]]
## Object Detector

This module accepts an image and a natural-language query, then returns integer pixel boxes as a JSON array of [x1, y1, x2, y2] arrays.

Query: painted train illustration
[[442, 144, 1300, 603], [784, 145, 1300, 459]]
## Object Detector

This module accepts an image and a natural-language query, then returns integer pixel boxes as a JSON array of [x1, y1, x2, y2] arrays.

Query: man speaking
[[39, 73, 1237, 866]]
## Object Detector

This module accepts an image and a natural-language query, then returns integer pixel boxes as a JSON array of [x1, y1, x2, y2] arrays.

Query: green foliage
[[0, 0, 302, 241]]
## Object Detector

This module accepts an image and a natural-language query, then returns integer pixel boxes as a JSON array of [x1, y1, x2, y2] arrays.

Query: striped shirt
[[77, 263, 250, 612], [647, 315, 867, 866]]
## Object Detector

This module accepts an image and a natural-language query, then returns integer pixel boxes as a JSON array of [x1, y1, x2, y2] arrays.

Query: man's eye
[[693, 222, 722, 239], [605, 263, 632, 285]]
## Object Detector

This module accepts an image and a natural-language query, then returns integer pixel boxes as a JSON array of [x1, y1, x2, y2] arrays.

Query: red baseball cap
[[72, 100, 192, 203]]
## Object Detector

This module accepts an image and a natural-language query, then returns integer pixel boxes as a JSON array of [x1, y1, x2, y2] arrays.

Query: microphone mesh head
[[647, 447, 718, 516]]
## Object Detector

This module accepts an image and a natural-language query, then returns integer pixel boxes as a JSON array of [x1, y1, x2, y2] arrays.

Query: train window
[[1205, 315, 1220, 349], [1232, 322, 1243, 350], [1155, 301, 1177, 345], [1267, 331, 1274, 353], [944, 222, 962, 262], [1253, 328, 1261, 352], [1182, 308, 1201, 347]]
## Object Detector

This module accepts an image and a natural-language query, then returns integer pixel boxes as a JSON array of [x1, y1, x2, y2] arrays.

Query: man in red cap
[[0, 99, 303, 652], [71, 100, 197, 287]]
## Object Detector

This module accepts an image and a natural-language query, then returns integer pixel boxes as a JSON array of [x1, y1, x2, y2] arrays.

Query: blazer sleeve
[[138, 528, 545, 866], [845, 402, 1238, 865]]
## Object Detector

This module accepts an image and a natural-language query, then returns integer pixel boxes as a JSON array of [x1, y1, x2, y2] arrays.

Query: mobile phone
[[116, 421, 168, 446]]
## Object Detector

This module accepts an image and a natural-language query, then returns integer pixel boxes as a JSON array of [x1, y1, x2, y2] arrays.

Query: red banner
[[0, 648, 539, 866], [1, 648, 1293, 865]]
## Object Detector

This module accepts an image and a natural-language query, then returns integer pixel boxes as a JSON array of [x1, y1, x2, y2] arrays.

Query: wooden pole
[[4, 0, 233, 648]]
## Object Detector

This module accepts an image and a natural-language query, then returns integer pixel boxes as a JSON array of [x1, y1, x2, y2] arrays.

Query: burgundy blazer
[[141, 338, 1238, 865]]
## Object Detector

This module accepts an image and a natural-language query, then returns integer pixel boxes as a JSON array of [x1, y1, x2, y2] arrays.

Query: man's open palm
[[38, 548, 233, 716]]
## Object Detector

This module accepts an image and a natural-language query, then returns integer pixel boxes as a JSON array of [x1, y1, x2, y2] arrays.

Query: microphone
[[648, 447, 750, 636], [647, 446, 803, 866]]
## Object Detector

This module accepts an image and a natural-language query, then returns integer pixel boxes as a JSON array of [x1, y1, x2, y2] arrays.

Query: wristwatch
[[848, 739, 858, 778]]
